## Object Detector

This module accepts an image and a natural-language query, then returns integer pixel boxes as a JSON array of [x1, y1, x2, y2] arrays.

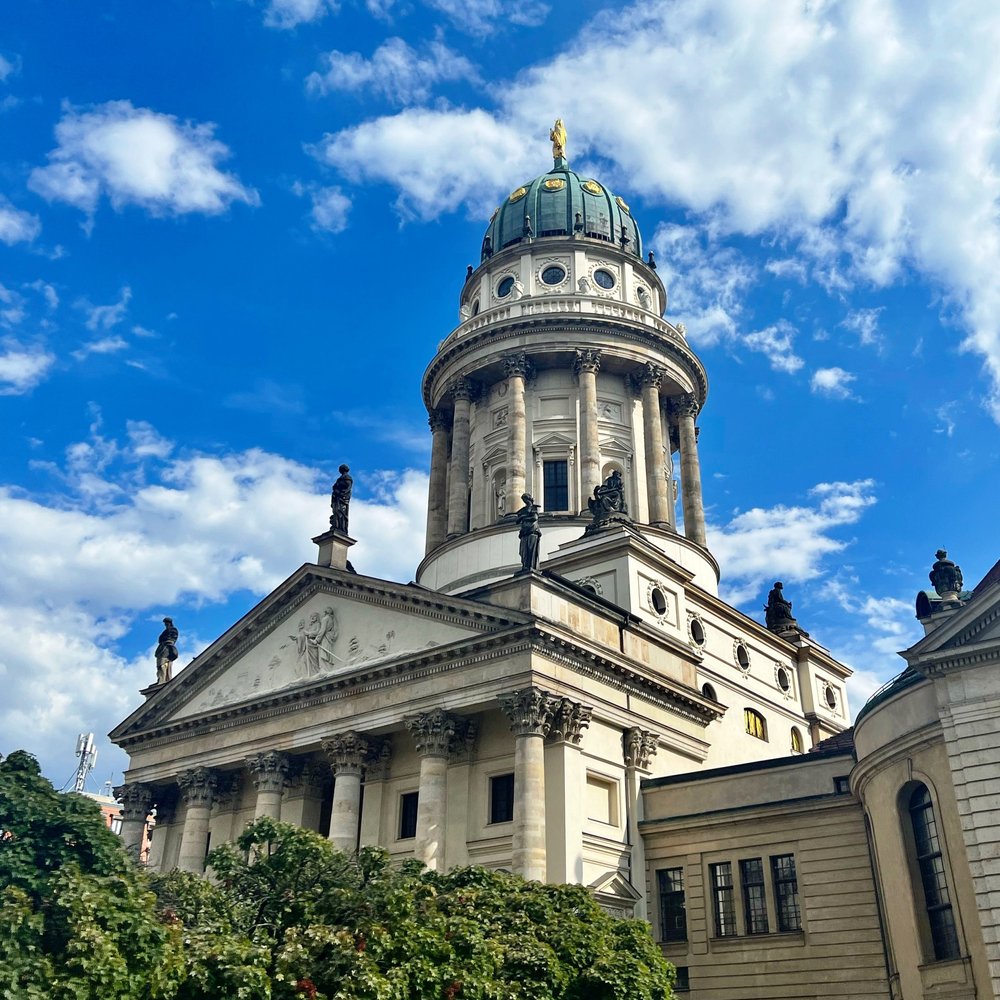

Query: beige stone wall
[[642, 753, 891, 999]]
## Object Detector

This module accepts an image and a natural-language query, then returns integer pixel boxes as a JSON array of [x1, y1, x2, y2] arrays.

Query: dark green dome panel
[[482, 163, 642, 261]]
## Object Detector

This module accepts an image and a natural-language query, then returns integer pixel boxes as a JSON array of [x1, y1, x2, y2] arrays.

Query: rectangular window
[[771, 854, 802, 932], [110, 816, 123, 835], [674, 967, 690, 992], [489, 773, 515, 824], [399, 791, 419, 839], [740, 858, 769, 934], [657, 867, 687, 942], [543, 460, 569, 511], [586, 774, 619, 826], [709, 862, 737, 937]]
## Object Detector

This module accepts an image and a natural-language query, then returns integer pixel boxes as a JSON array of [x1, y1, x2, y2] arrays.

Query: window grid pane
[[771, 854, 802, 931], [744, 708, 767, 741], [399, 791, 419, 839], [657, 867, 687, 942], [710, 862, 737, 937], [543, 460, 569, 511], [740, 858, 769, 934], [489, 773, 515, 824], [909, 787, 961, 961]]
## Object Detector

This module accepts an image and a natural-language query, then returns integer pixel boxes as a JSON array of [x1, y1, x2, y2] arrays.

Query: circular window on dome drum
[[497, 276, 515, 297], [540, 265, 566, 286], [593, 269, 615, 290]]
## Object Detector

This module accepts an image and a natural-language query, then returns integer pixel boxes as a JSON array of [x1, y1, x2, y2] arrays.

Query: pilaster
[[544, 698, 593, 883], [623, 727, 659, 920]]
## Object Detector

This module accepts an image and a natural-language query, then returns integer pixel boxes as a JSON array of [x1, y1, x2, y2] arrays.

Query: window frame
[[744, 707, 768, 741], [488, 772, 515, 826], [770, 854, 802, 932], [398, 790, 419, 840], [709, 861, 738, 937], [542, 458, 570, 512], [656, 866, 688, 943], [740, 857, 770, 935]]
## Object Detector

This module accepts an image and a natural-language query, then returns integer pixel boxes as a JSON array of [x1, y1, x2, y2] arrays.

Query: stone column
[[640, 363, 670, 526], [672, 393, 707, 546], [425, 410, 451, 554], [544, 698, 593, 884], [323, 732, 369, 854], [446, 377, 475, 538], [499, 687, 556, 881], [575, 350, 602, 502], [246, 750, 290, 820], [405, 709, 459, 871], [444, 719, 478, 869], [503, 353, 530, 503], [114, 782, 153, 862], [208, 773, 242, 853], [283, 760, 330, 833], [145, 796, 175, 872], [359, 740, 392, 848], [623, 727, 659, 920], [176, 768, 218, 873]]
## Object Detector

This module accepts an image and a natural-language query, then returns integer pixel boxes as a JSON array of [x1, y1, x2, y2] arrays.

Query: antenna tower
[[73, 733, 98, 794]]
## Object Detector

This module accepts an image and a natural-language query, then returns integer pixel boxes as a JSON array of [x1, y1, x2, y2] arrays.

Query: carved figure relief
[[493, 407, 509, 429]]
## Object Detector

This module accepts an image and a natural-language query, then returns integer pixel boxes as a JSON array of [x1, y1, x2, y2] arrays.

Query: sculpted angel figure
[[317, 605, 340, 667], [550, 119, 567, 160]]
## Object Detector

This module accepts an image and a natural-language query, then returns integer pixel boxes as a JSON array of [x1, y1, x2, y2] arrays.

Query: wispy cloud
[[0, 338, 55, 394], [264, 0, 337, 28], [0, 196, 41, 245], [811, 366, 857, 399]]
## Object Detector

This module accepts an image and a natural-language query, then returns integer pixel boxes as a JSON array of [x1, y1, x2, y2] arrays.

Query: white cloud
[[26, 280, 59, 310], [0, 338, 55, 394], [293, 183, 351, 234], [0, 196, 41, 245], [742, 320, 804, 373], [264, 0, 336, 28], [71, 335, 129, 361], [424, 0, 549, 35], [0, 53, 17, 82], [811, 366, 858, 399], [710, 479, 878, 604], [314, 0, 1000, 420], [29, 101, 258, 218], [308, 38, 479, 104], [0, 282, 26, 326], [79, 285, 131, 331], [841, 307, 884, 348]]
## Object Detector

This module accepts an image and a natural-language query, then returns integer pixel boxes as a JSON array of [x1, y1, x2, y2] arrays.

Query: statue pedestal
[[313, 528, 357, 571]]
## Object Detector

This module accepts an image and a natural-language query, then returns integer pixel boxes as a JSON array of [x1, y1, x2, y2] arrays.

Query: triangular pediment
[[111, 565, 526, 738], [905, 581, 1000, 665], [589, 869, 643, 902]]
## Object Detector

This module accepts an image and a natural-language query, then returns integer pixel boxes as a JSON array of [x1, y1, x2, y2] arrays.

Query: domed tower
[[418, 124, 712, 595]]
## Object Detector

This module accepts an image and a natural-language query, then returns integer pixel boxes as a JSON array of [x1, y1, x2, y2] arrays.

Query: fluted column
[[640, 363, 670, 526], [114, 782, 153, 861], [176, 768, 218, 873], [323, 732, 369, 854], [405, 709, 459, 870], [623, 728, 659, 920], [446, 378, 475, 538], [246, 750, 290, 820], [544, 698, 593, 883], [425, 410, 451, 553], [499, 687, 556, 880], [503, 354, 530, 504], [575, 350, 602, 502], [673, 393, 707, 546]]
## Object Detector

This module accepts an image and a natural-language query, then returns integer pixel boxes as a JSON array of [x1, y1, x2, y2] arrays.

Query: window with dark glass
[[543, 460, 569, 511], [399, 791, 419, 839], [909, 785, 961, 961], [541, 265, 566, 285], [709, 862, 737, 937], [771, 854, 802, 932], [489, 773, 515, 824], [740, 858, 769, 934], [593, 268, 616, 289], [657, 867, 687, 942], [497, 276, 515, 297], [673, 967, 690, 992]]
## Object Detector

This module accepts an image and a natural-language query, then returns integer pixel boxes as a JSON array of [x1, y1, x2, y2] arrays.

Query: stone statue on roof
[[516, 494, 541, 572], [929, 549, 963, 598], [330, 464, 353, 534], [155, 617, 179, 685], [550, 119, 567, 161], [764, 582, 797, 632]]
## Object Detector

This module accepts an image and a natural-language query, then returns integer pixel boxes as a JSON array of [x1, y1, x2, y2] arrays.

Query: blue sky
[[2, 0, 998, 788]]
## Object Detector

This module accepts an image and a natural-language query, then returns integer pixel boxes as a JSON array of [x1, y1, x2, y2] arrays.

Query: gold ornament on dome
[[616, 195, 630, 213], [550, 118, 567, 160], [582, 180, 603, 195], [509, 186, 528, 203], [543, 178, 565, 191]]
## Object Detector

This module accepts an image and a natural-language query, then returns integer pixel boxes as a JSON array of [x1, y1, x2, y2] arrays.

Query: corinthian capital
[[639, 362, 666, 389], [623, 727, 660, 770], [405, 708, 460, 757], [245, 750, 291, 794], [502, 352, 531, 379], [113, 782, 153, 822], [177, 767, 218, 807], [547, 698, 594, 745], [573, 349, 602, 376], [450, 376, 476, 402], [428, 409, 451, 433], [499, 686, 557, 737], [322, 731, 370, 776], [669, 393, 700, 419]]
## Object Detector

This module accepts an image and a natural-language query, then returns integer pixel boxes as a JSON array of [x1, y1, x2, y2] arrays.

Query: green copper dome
[[481, 157, 642, 262]]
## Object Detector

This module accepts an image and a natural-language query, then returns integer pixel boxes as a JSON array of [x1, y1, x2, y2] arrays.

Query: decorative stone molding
[[405, 708, 459, 757], [322, 731, 371, 776], [498, 686, 557, 737], [733, 640, 751, 674], [365, 738, 393, 782], [450, 717, 479, 763], [245, 750, 291, 794], [286, 760, 329, 798], [575, 575, 603, 596], [502, 351, 531, 379], [646, 579, 671, 621], [428, 409, 450, 433], [213, 772, 243, 809], [623, 727, 659, 770], [177, 767, 218, 807], [670, 393, 700, 419], [450, 376, 476, 402], [546, 697, 593, 745], [638, 362, 666, 389], [574, 348, 602, 376], [113, 782, 153, 821]]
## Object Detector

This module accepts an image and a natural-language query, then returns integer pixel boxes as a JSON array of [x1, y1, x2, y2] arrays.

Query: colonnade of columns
[[423, 352, 708, 555]]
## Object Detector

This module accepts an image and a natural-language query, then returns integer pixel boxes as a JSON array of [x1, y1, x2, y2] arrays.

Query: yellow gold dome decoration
[[582, 180, 603, 195], [543, 178, 566, 191], [509, 186, 528, 203], [616, 195, 630, 213]]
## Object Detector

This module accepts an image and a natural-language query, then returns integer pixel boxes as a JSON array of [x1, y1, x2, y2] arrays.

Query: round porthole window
[[650, 587, 668, 616], [825, 684, 837, 709], [776, 667, 791, 692], [497, 276, 515, 297], [735, 641, 750, 671], [593, 268, 615, 290], [689, 616, 706, 647], [702, 682, 717, 701], [541, 265, 566, 285]]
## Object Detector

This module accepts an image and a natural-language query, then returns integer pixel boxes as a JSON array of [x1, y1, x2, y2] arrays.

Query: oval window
[[593, 269, 615, 289], [736, 642, 750, 671], [777, 667, 790, 692], [825, 684, 837, 709], [690, 617, 706, 647], [650, 587, 668, 616], [541, 265, 566, 285], [497, 276, 515, 297]]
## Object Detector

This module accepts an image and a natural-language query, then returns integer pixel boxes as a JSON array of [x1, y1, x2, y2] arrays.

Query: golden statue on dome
[[550, 119, 567, 161]]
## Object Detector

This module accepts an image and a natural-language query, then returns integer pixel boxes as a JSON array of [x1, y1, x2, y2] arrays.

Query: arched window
[[907, 784, 961, 961], [744, 708, 767, 741], [701, 682, 717, 702], [790, 727, 803, 754]]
